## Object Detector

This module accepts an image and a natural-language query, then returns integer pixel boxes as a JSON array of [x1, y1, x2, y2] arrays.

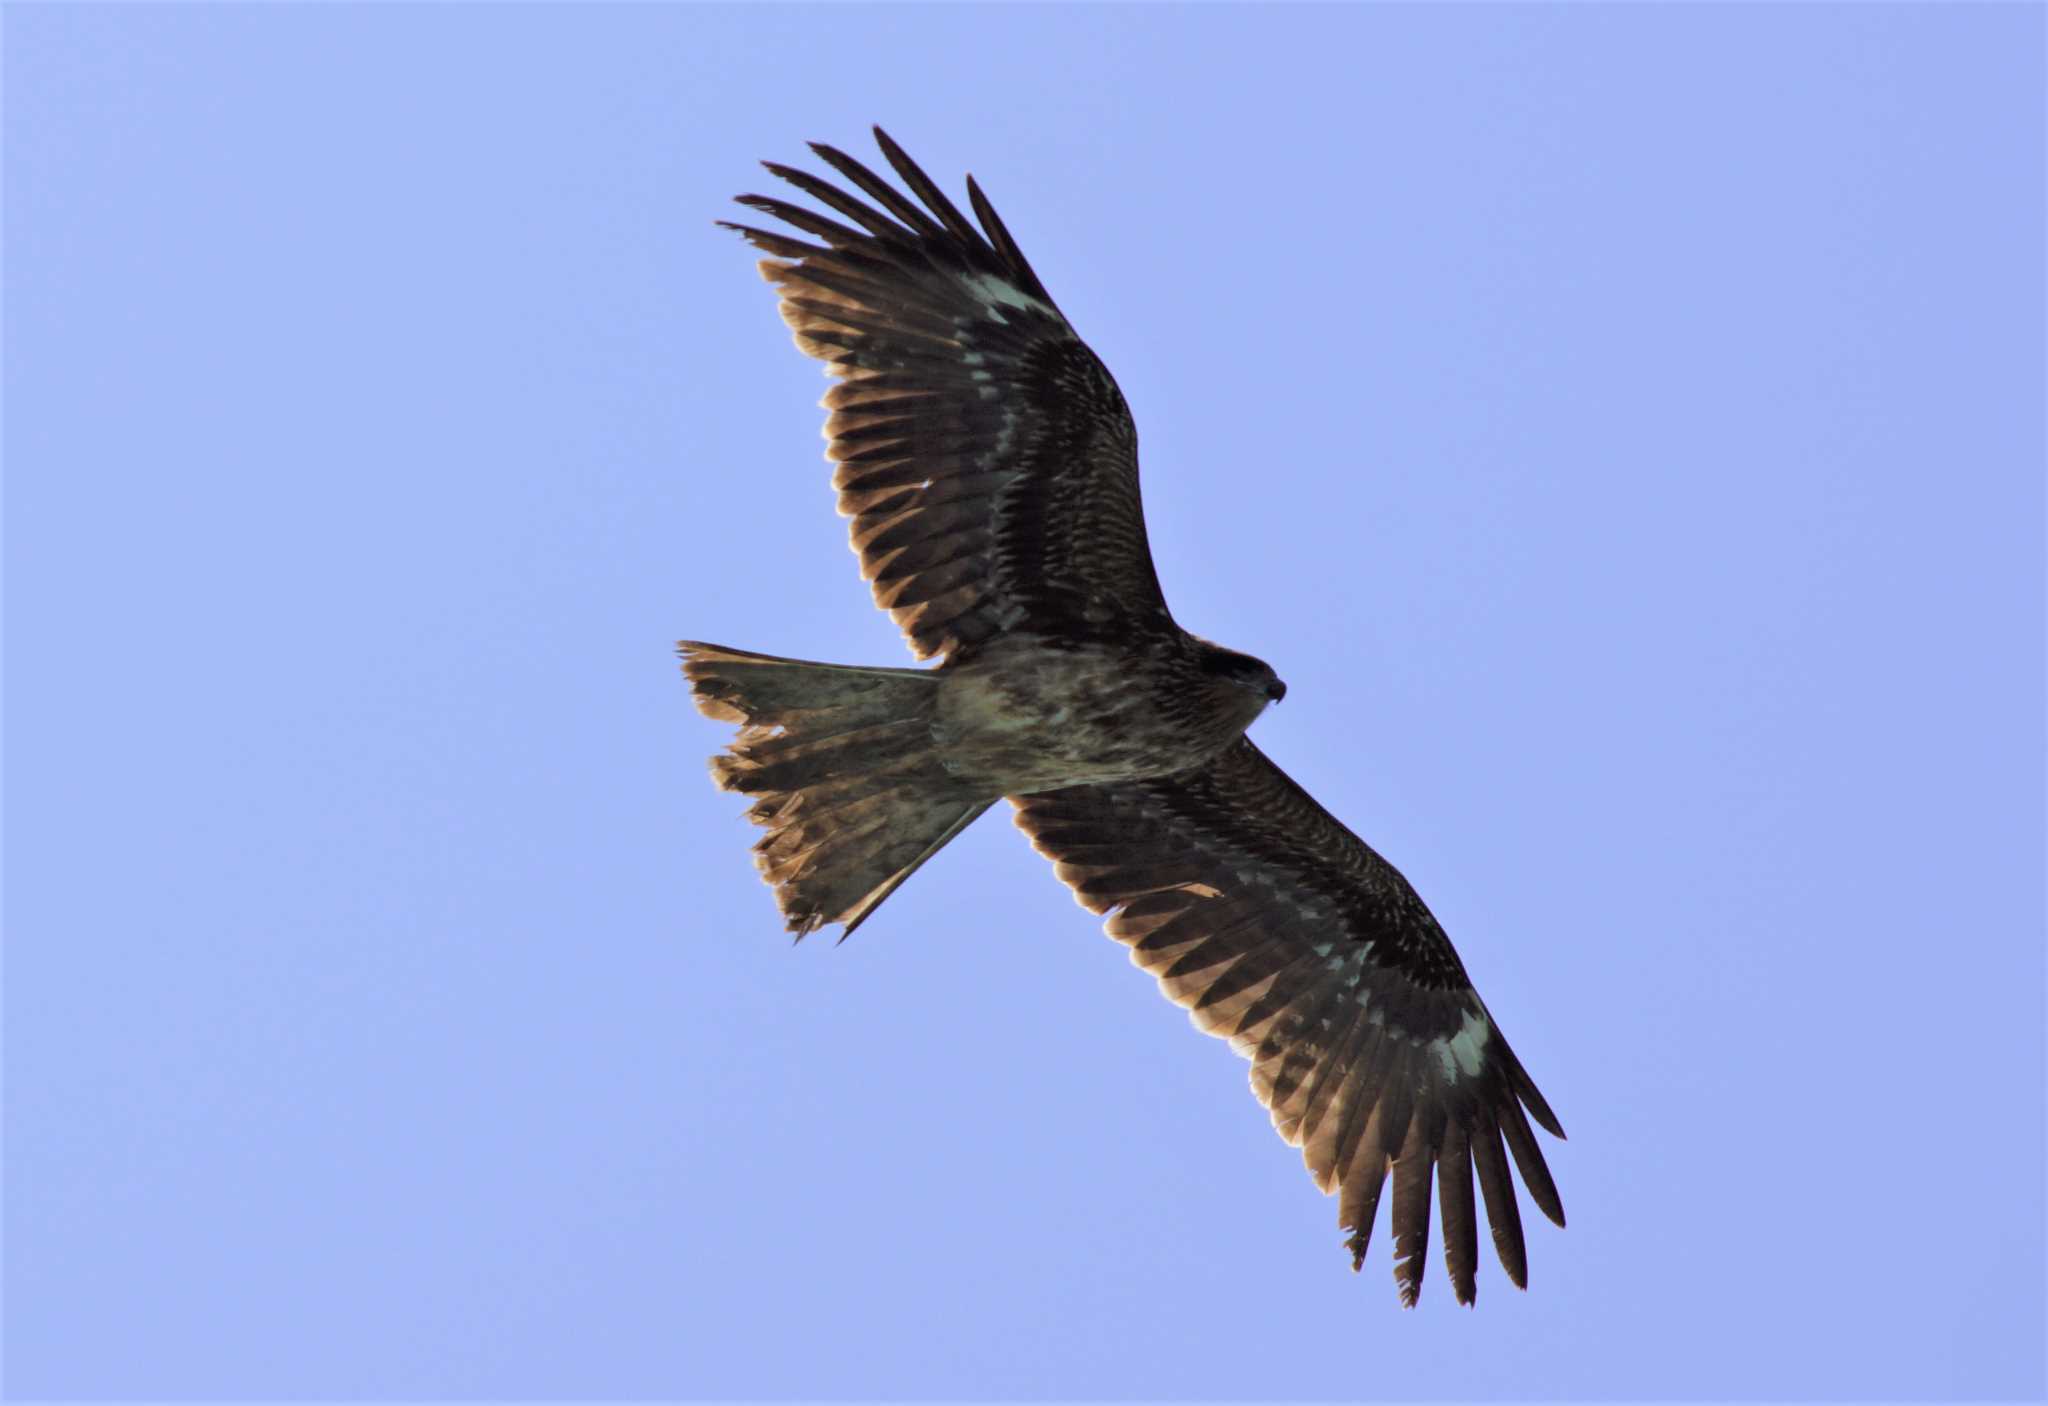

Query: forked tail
[[678, 641, 993, 936]]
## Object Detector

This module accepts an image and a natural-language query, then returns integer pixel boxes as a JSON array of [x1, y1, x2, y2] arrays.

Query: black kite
[[680, 129, 1565, 1305]]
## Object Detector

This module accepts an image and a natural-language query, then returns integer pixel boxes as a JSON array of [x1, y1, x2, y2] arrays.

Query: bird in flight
[[680, 128, 1565, 1306]]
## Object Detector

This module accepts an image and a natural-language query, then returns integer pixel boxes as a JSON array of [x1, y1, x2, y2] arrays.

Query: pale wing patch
[[1430, 1006, 1494, 1082], [959, 272, 1055, 324]]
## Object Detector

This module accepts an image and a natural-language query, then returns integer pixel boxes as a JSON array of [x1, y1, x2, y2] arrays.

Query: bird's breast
[[933, 640, 1234, 794]]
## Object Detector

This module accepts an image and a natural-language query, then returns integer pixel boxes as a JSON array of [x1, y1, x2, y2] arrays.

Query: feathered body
[[935, 634, 1278, 793], [681, 129, 1565, 1307]]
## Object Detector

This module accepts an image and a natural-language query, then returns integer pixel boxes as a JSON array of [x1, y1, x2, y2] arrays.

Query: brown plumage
[[680, 128, 1565, 1305]]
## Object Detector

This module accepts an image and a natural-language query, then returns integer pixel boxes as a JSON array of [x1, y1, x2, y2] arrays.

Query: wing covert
[[724, 128, 1168, 661], [1013, 738, 1566, 1306]]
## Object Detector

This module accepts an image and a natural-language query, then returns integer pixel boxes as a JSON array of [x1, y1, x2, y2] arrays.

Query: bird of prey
[[680, 128, 1565, 1306]]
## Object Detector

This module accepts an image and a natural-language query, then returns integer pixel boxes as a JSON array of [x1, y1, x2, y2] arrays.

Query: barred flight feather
[[723, 127, 1167, 660], [1014, 737, 1566, 1305]]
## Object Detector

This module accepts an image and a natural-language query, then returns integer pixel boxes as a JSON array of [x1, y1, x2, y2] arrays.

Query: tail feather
[[679, 641, 992, 936], [710, 717, 934, 797]]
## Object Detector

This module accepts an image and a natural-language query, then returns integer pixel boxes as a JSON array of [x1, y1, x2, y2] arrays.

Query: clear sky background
[[6, 5, 2042, 1400]]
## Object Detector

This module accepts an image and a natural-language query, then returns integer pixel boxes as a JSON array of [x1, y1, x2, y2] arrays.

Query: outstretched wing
[[1013, 739, 1566, 1306], [724, 128, 1168, 662]]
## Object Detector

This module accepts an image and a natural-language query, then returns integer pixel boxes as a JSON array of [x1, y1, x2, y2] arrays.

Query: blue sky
[[6, 5, 2042, 1400]]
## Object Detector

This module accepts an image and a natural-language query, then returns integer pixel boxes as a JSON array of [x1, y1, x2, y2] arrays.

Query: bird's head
[[1195, 641, 1287, 730]]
